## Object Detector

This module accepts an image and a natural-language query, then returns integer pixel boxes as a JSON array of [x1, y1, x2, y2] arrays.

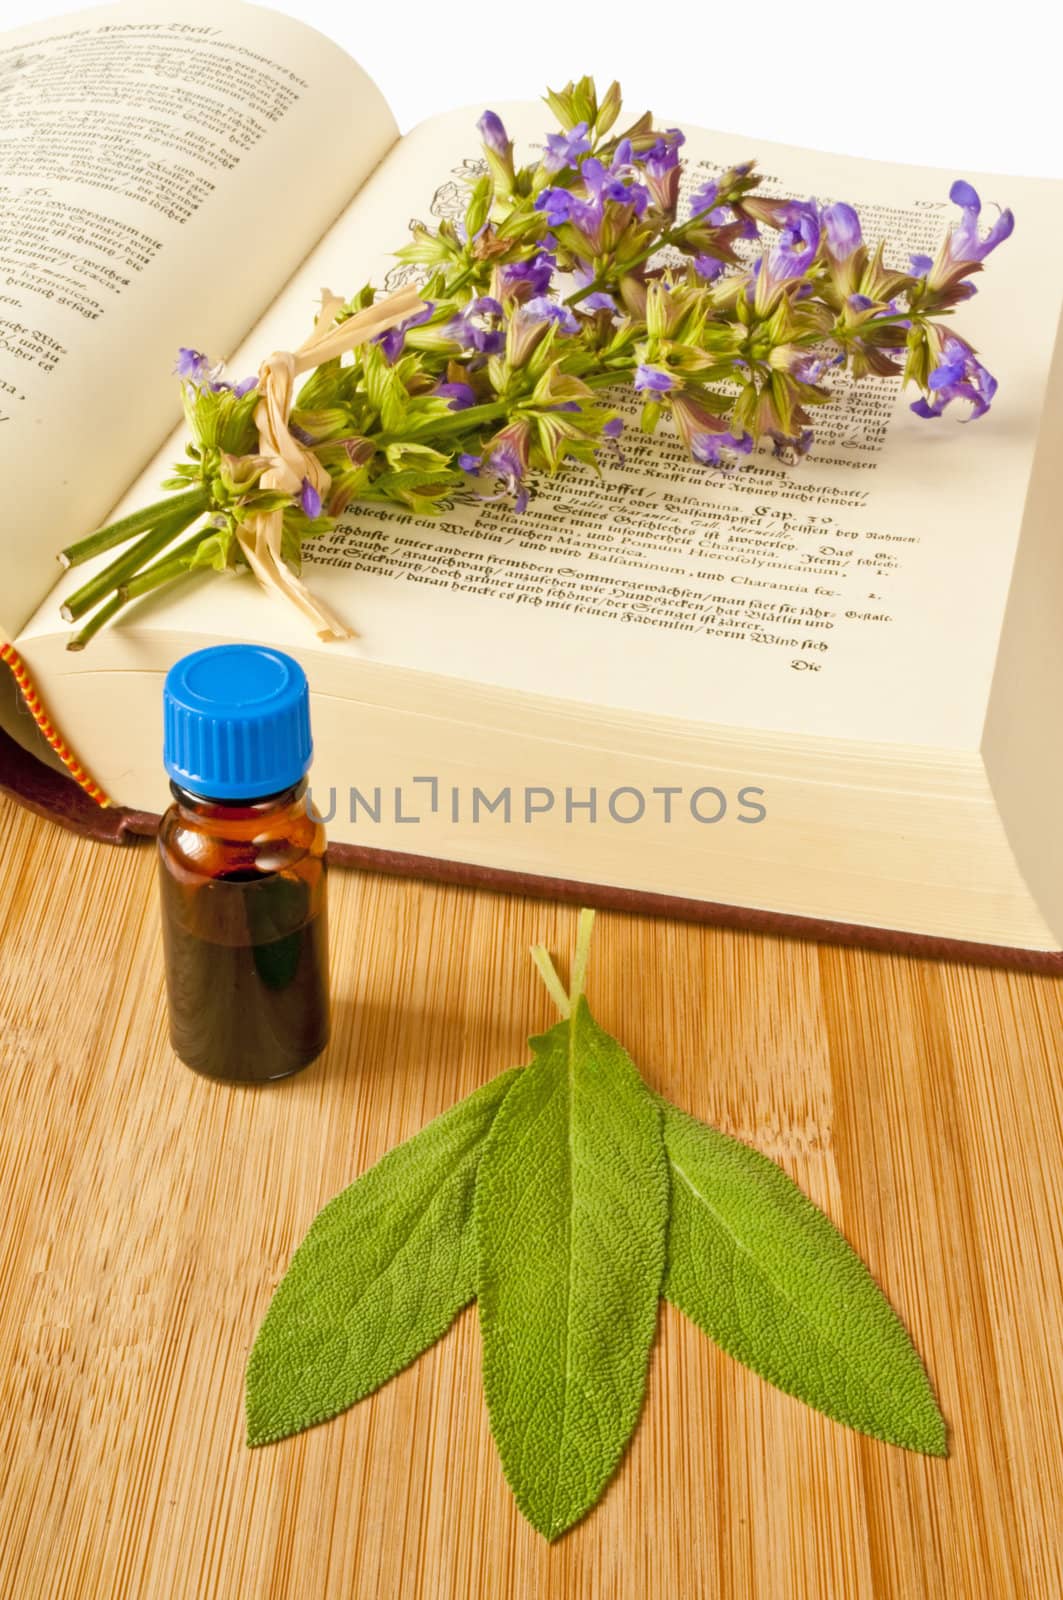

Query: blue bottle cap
[[163, 644, 312, 801]]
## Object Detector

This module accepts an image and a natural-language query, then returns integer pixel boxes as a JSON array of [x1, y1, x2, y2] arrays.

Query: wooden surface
[[0, 793, 1060, 1600]]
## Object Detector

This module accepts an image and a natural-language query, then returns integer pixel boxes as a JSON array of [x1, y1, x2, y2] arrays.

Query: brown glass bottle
[[157, 644, 329, 1084], [157, 779, 329, 1082]]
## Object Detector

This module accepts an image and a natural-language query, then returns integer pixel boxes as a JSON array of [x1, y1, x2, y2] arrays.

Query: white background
[[4, 0, 1061, 180]]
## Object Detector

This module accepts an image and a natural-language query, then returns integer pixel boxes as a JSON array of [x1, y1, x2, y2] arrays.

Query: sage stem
[[59, 487, 208, 569], [61, 502, 205, 621], [117, 527, 214, 599], [65, 592, 127, 651], [564, 201, 726, 308]]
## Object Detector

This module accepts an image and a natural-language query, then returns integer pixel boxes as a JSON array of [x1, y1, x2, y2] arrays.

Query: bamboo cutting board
[[0, 792, 1060, 1599]]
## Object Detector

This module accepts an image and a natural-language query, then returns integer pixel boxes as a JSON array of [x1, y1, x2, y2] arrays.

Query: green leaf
[[181, 382, 259, 452], [188, 529, 233, 572], [246, 1066, 522, 1446], [361, 344, 409, 433], [661, 1100, 947, 1456], [476, 997, 669, 1540]]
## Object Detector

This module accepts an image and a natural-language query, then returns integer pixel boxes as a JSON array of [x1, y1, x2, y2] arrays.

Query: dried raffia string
[[238, 284, 426, 640], [0, 291, 425, 809]]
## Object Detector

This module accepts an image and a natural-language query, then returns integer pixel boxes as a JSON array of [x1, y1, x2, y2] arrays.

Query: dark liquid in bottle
[[159, 867, 329, 1083]]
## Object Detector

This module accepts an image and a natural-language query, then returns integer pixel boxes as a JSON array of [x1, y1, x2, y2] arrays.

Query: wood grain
[[0, 791, 1060, 1599]]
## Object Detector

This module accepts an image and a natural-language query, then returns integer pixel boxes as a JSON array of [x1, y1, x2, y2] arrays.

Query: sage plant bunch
[[59, 79, 1013, 646]]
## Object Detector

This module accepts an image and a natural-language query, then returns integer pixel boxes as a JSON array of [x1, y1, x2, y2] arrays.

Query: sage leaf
[[661, 1099, 947, 1455], [246, 1066, 522, 1446], [476, 997, 669, 1540]]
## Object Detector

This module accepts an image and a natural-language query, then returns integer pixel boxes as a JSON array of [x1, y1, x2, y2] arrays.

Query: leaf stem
[[565, 201, 724, 308], [531, 907, 597, 1017], [65, 592, 126, 651], [58, 487, 208, 569], [61, 502, 206, 621], [117, 526, 214, 599], [568, 908, 596, 1006], [530, 946, 571, 1018]]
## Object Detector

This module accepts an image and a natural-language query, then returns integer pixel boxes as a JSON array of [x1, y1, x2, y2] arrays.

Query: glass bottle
[[157, 644, 329, 1083]]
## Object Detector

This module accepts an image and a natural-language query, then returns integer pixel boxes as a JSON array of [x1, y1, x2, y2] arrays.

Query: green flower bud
[[182, 384, 259, 454], [595, 81, 622, 137], [645, 282, 670, 341], [217, 452, 268, 494], [465, 175, 494, 243], [289, 407, 354, 443], [544, 82, 580, 131], [395, 223, 461, 267], [570, 75, 597, 128]]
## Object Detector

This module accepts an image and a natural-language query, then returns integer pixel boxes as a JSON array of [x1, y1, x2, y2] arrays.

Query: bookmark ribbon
[[238, 284, 426, 641]]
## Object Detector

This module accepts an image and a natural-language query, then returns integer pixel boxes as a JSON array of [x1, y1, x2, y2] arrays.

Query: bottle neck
[[168, 776, 308, 821]]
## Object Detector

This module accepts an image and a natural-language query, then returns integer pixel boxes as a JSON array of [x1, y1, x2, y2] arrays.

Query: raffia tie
[[237, 283, 426, 641]]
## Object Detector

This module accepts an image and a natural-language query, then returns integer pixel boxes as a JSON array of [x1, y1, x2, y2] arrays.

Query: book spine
[[0, 643, 111, 807]]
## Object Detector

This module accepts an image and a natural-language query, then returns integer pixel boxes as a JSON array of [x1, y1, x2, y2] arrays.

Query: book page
[[0, 0, 397, 640], [27, 99, 1063, 750]]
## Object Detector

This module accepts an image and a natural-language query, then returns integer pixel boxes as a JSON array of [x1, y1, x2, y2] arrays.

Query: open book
[[3, 0, 1063, 967]]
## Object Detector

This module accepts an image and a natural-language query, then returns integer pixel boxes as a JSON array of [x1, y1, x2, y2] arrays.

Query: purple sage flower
[[603, 417, 624, 437], [634, 363, 678, 394], [447, 296, 505, 355], [946, 179, 1015, 264], [543, 120, 592, 173], [909, 252, 934, 276], [641, 130, 685, 209], [911, 334, 998, 421], [791, 354, 831, 384], [435, 381, 477, 410], [692, 252, 725, 282], [766, 428, 814, 460], [525, 296, 580, 335], [491, 443, 529, 511], [535, 189, 611, 247], [174, 347, 211, 383], [582, 290, 618, 313], [376, 302, 434, 363], [823, 201, 862, 260], [688, 180, 719, 218], [754, 242, 812, 301], [534, 187, 577, 228], [482, 422, 532, 512], [581, 156, 630, 202], [489, 444, 521, 480], [458, 452, 482, 473], [750, 200, 821, 303], [500, 252, 557, 298], [691, 430, 754, 466], [299, 477, 322, 518], [175, 347, 258, 395], [477, 110, 511, 158], [778, 199, 822, 261], [646, 130, 685, 166]]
